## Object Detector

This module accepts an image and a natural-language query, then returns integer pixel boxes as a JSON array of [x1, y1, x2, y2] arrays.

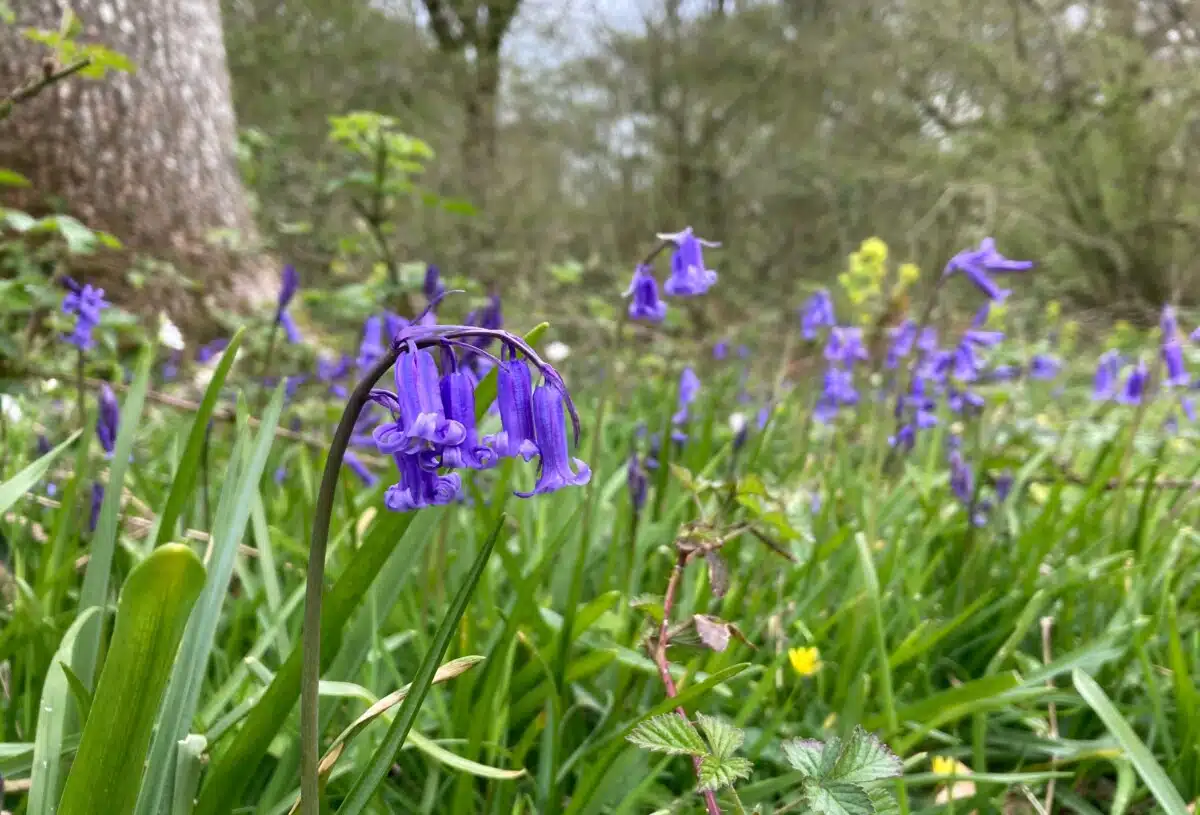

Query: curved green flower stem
[[299, 346, 400, 815]]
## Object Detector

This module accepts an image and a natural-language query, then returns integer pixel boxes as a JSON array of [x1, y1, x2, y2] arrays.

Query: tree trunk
[[0, 0, 268, 328]]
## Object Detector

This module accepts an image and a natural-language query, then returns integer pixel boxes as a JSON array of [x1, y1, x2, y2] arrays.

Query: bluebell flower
[[97, 383, 119, 455], [625, 264, 668, 322], [162, 349, 181, 381], [487, 355, 540, 461], [278, 265, 299, 312], [627, 452, 648, 513], [917, 327, 939, 354], [371, 347, 466, 454], [952, 330, 1004, 382], [424, 264, 446, 303], [516, 384, 591, 496], [385, 312, 410, 343], [814, 366, 859, 423], [989, 364, 1020, 381], [274, 466, 287, 485], [672, 367, 701, 425], [279, 311, 303, 344], [886, 320, 917, 369], [1117, 360, 1149, 405], [1191, 326, 1200, 344], [439, 364, 497, 470], [824, 327, 869, 367], [1029, 354, 1061, 380], [737, 345, 750, 359], [657, 227, 719, 296], [318, 354, 351, 398], [948, 388, 985, 413], [713, 340, 729, 360], [385, 452, 462, 512], [800, 290, 836, 339], [344, 452, 378, 487], [1093, 350, 1121, 400], [61, 277, 110, 350], [89, 481, 104, 532], [943, 238, 1034, 301], [285, 375, 306, 400], [994, 470, 1014, 502], [756, 403, 771, 429], [1183, 396, 1197, 423], [197, 338, 229, 364], [357, 316, 385, 372]]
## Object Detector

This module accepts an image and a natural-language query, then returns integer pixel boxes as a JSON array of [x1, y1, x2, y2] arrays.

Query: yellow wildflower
[[897, 262, 920, 286], [789, 646, 822, 676], [859, 236, 889, 265], [931, 756, 969, 776], [1045, 300, 1061, 321]]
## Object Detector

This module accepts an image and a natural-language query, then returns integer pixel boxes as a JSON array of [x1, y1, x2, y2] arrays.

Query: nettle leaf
[[805, 782, 876, 815], [697, 713, 744, 760], [627, 713, 707, 756], [782, 739, 826, 777], [827, 727, 903, 785], [698, 754, 753, 791]]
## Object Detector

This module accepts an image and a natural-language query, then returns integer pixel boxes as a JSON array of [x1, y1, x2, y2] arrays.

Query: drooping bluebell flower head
[[197, 338, 229, 364], [364, 322, 587, 510], [627, 452, 648, 513], [800, 290, 836, 340], [951, 329, 1004, 382], [824, 326, 869, 368], [61, 277, 110, 350], [1117, 360, 1149, 405], [948, 387, 985, 414], [1029, 354, 1062, 381], [274, 465, 287, 485], [994, 470, 1014, 502], [713, 340, 729, 360], [943, 238, 1034, 301], [625, 264, 668, 323], [385, 312, 410, 344], [814, 366, 859, 423], [1093, 350, 1121, 400], [96, 383, 119, 455], [357, 316, 385, 372], [657, 227, 719, 296], [672, 367, 701, 425], [424, 264, 446, 304]]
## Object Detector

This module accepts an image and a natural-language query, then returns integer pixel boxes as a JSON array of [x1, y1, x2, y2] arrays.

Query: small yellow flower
[[931, 756, 966, 776], [898, 262, 920, 286], [1045, 300, 1061, 321], [789, 646, 822, 676], [859, 236, 889, 265]]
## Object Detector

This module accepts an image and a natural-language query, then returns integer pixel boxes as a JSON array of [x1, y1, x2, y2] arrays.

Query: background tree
[[0, 0, 269, 326]]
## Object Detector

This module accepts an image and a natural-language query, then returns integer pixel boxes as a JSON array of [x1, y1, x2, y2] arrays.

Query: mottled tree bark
[[0, 0, 267, 323]]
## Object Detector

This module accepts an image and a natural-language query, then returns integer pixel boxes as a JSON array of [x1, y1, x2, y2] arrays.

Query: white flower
[[728, 412, 747, 434], [545, 341, 570, 362], [158, 313, 185, 350], [43, 378, 59, 393], [1, 394, 22, 422]]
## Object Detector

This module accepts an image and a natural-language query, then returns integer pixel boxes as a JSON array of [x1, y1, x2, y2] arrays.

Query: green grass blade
[[39, 410, 93, 612], [472, 324, 547, 421], [151, 328, 244, 548], [58, 544, 207, 815], [136, 384, 284, 815], [0, 429, 81, 515], [194, 512, 415, 815], [76, 344, 155, 686], [26, 606, 101, 815], [171, 735, 207, 815], [335, 514, 507, 815], [1072, 668, 1190, 815]]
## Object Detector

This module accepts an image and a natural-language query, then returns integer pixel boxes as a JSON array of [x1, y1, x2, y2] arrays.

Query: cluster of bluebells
[[365, 322, 589, 512], [1091, 304, 1198, 427], [61, 277, 110, 350], [625, 228, 720, 323]]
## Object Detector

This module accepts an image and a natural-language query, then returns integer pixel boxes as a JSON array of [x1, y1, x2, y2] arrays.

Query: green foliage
[[782, 728, 902, 815]]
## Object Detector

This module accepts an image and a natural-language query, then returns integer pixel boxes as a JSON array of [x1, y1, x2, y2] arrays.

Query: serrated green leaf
[[866, 786, 899, 815], [828, 727, 902, 785], [820, 736, 843, 777], [697, 713, 744, 760], [805, 782, 875, 815], [698, 754, 753, 791], [782, 739, 827, 777], [626, 713, 707, 756]]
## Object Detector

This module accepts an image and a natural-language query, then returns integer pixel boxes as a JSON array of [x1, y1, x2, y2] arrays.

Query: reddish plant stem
[[653, 549, 722, 815]]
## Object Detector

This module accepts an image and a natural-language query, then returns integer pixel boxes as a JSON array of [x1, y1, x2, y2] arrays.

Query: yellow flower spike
[[1046, 300, 1061, 321], [788, 646, 822, 676], [898, 262, 920, 285]]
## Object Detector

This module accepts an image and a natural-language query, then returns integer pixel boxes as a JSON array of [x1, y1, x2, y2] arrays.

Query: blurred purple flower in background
[[625, 264, 668, 323], [943, 238, 1034, 301], [800, 290, 836, 340], [61, 277, 110, 350], [96, 383, 119, 455]]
